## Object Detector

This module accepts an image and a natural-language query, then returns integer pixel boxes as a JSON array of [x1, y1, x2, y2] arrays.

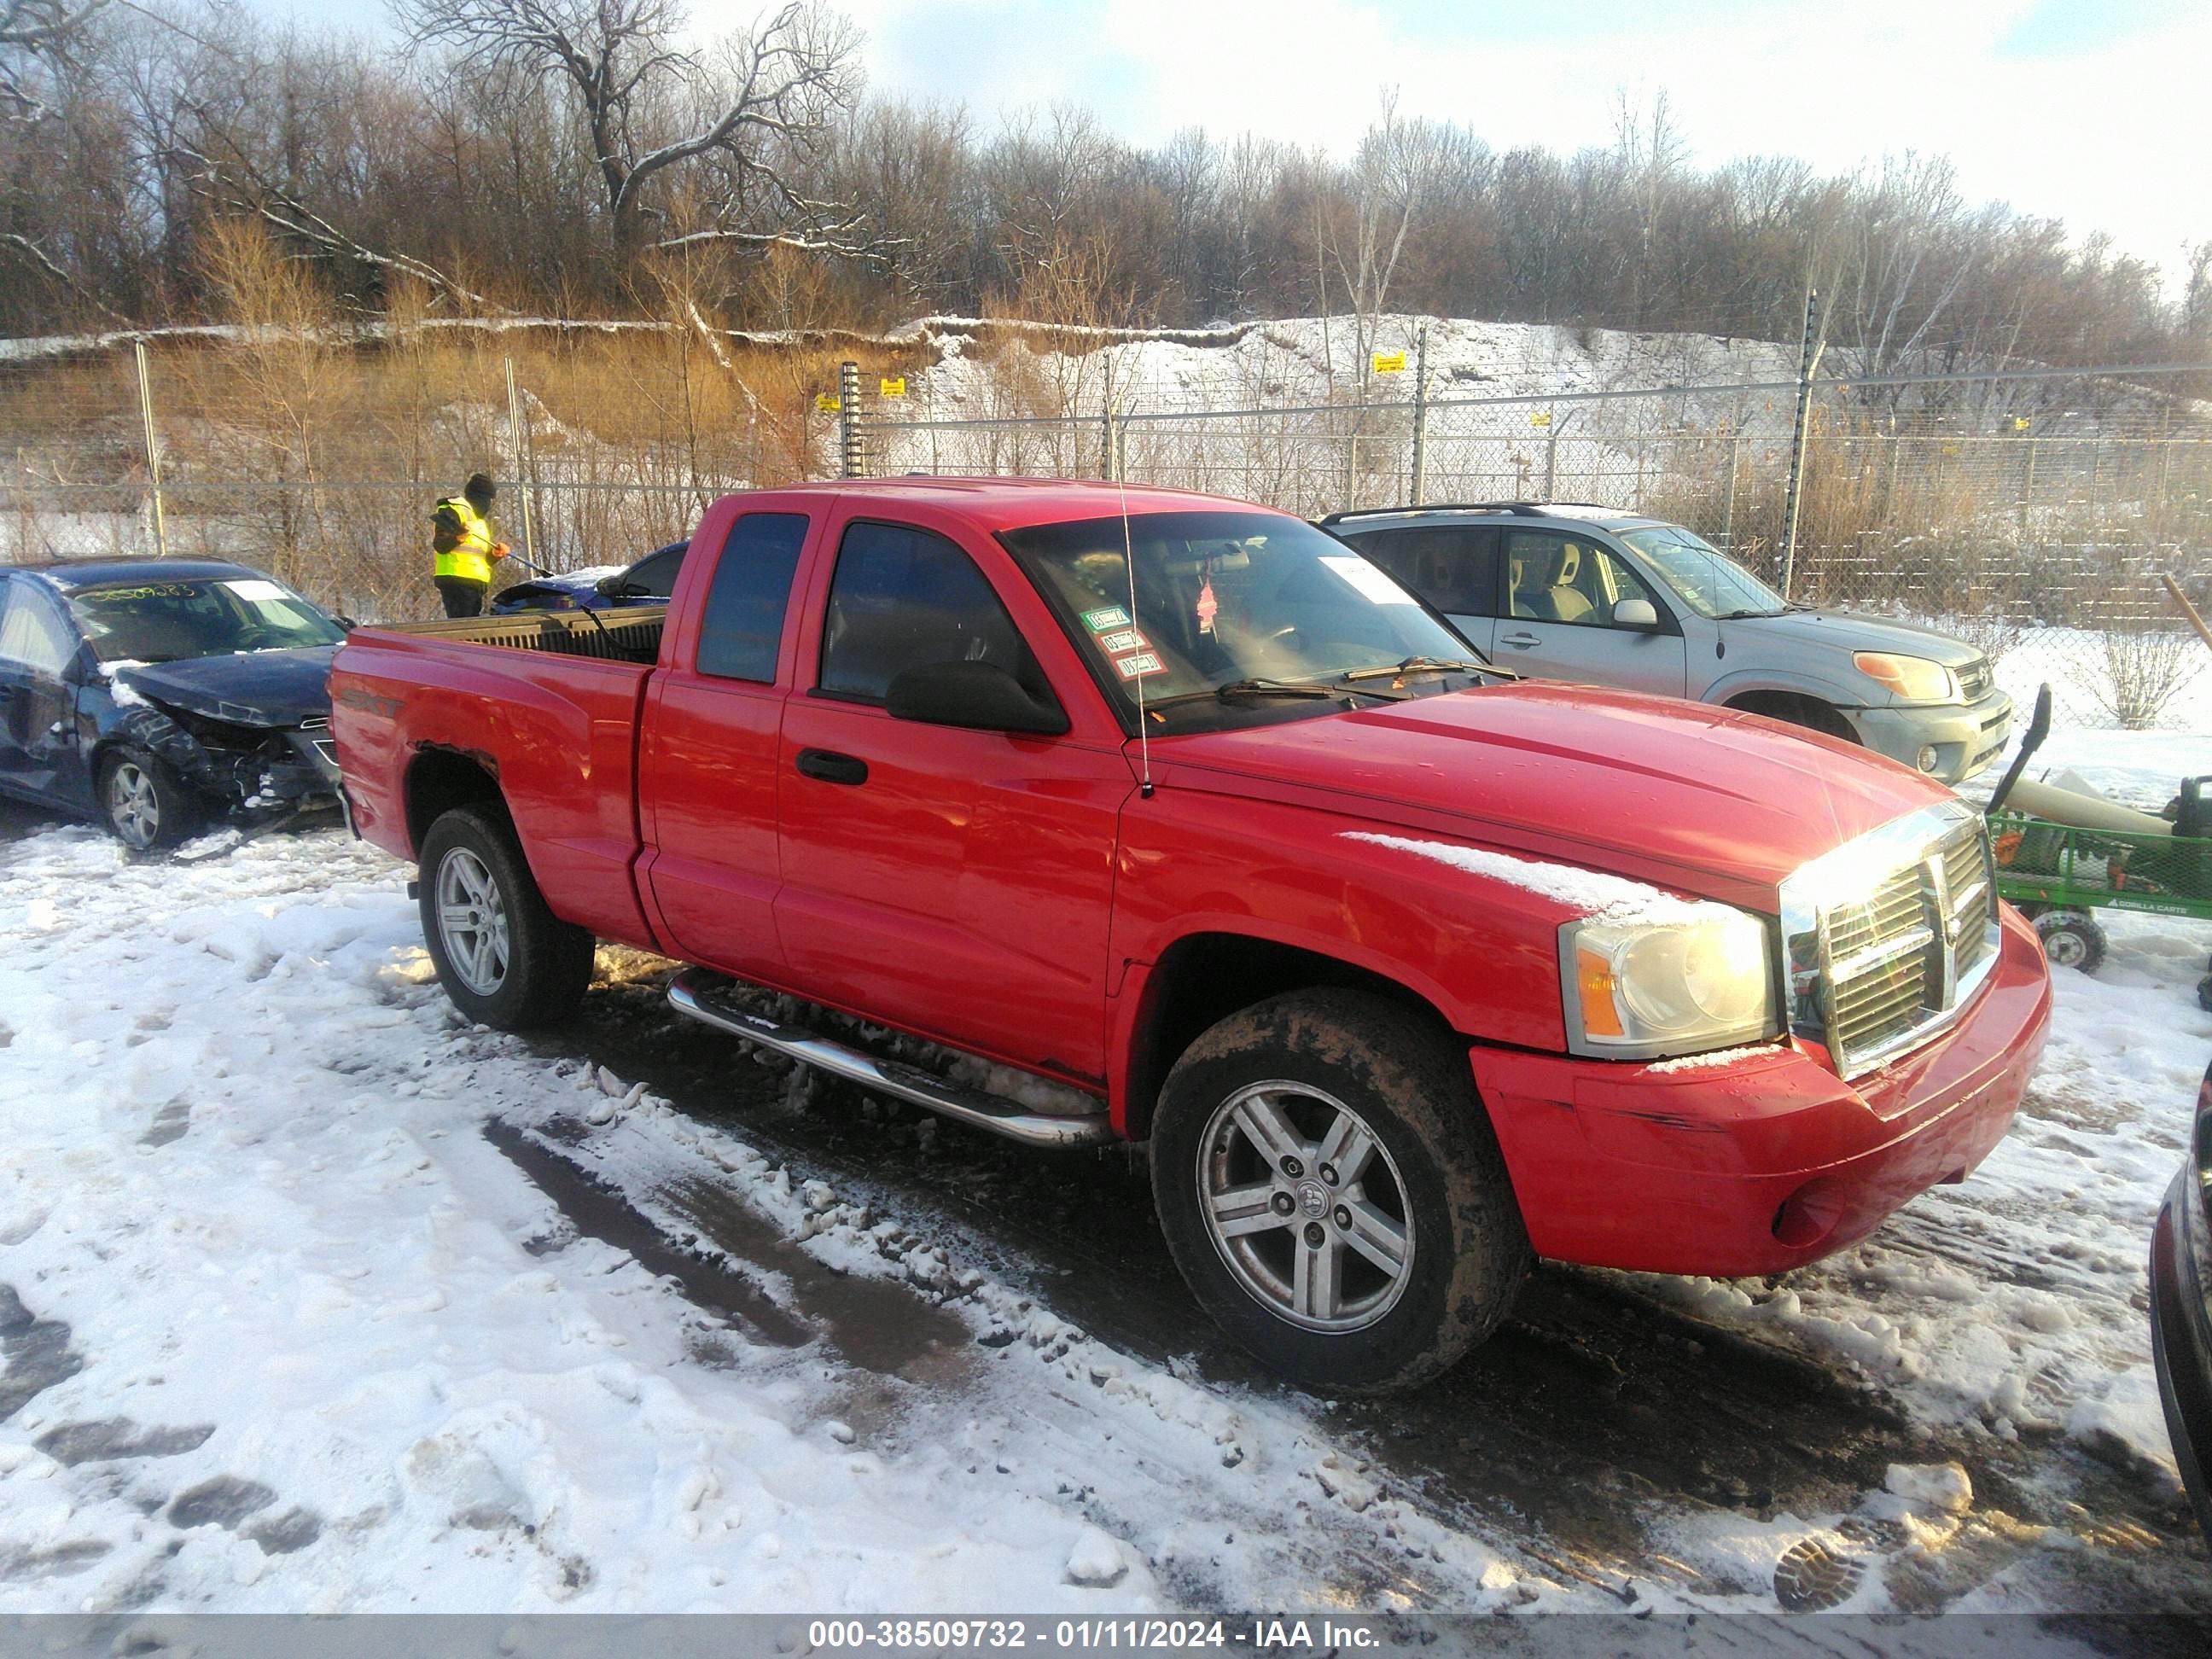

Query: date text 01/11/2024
[[806, 1618, 1383, 1650]]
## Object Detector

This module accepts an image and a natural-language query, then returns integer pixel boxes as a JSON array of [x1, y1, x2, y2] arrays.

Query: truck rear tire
[[1148, 989, 1529, 1394], [418, 805, 596, 1029]]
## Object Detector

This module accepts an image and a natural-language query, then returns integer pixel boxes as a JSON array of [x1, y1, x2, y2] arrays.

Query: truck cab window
[[818, 520, 1041, 703], [696, 514, 808, 681]]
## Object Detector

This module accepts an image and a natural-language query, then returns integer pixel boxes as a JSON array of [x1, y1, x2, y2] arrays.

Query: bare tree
[[0, 0, 104, 122], [395, 0, 864, 263]]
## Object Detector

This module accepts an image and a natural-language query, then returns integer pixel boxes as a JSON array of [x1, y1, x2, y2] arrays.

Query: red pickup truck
[[332, 479, 2052, 1392]]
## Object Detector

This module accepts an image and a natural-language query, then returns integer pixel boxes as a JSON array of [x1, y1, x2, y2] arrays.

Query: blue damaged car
[[0, 558, 346, 849]]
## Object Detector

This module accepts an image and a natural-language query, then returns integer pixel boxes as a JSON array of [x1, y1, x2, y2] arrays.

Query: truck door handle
[[795, 748, 869, 786], [1499, 632, 1540, 648]]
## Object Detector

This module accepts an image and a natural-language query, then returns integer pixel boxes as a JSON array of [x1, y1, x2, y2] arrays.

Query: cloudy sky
[[270, 0, 2209, 292]]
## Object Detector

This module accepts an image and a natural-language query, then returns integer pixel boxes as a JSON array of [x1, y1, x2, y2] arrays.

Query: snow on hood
[[112, 645, 338, 729]]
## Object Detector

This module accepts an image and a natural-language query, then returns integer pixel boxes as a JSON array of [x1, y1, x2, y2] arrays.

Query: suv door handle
[[1499, 632, 1541, 648], [795, 748, 869, 786]]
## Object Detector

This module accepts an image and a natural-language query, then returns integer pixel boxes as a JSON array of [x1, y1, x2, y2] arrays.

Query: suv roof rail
[[1319, 501, 1622, 526]]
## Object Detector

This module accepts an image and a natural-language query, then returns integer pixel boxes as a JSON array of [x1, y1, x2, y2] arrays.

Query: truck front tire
[[1149, 989, 1529, 1394], [418, 806, 596, 1029]]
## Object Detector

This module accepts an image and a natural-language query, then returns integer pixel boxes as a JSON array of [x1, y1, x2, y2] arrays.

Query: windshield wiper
[[1338, 655, 1496, 683], [1712, 608, 1788, 620]]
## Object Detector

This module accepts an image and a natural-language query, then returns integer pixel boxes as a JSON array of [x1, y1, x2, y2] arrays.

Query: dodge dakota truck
[[331, 478, 2053, 1393]]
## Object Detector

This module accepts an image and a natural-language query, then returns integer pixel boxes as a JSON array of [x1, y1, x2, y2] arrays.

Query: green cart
[[1984, 689, 2212, 1007]]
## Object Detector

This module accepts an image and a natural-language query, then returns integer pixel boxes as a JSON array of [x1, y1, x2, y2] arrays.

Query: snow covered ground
[[0, 681, 2208, 1617]]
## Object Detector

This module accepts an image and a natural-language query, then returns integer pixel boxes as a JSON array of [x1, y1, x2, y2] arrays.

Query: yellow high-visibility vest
[[432, 496, 498, 584]]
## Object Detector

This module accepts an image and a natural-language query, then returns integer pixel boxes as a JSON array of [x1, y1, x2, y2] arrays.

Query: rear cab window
[[696, 514, 809, 682]]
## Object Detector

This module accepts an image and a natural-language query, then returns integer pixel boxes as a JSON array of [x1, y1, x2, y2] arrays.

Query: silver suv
[[1325, 503, 2012, 785]]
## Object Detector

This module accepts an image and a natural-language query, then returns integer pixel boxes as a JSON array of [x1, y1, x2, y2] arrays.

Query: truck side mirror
[[1612, 598, 1660, 630], [887, 660, 1069, 736]]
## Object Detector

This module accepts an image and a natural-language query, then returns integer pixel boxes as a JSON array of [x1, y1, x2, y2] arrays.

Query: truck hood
[[1149, 682, 1947, 894], [113, 646, 338, 729], [1724, 608, 1982, 669]]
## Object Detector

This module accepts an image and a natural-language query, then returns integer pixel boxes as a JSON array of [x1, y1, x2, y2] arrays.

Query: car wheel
[[2033, 908, 2107, 973], [417, 805, 596, 1029], [1149, 988, 1529, 1394], [98, 747, 203, 851]]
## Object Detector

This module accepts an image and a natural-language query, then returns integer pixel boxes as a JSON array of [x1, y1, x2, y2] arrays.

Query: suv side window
[[0, 578, 79, 676], [1505, 532, 1659, 629], [697, 515, 807, 682], [818, 520, 1046, 705], [1350, 526, 1499, 617]]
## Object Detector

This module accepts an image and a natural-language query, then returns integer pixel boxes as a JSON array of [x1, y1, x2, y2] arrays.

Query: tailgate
[[331, 608, 668, 946]]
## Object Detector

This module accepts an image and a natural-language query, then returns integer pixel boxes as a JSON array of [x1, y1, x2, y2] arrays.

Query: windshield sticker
[[1318, 556, 1416, 605], [1113, 651, 1163, 680], [1096, 627, 1149, 654], [223, 579, 288, 602], [1080, 604, 1132, 632]]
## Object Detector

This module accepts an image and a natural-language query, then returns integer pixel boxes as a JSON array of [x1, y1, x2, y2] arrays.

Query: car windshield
[[1003, 510, 1485, 728], [1619, 525, 1789, 619], [67, 576, 346, 663]]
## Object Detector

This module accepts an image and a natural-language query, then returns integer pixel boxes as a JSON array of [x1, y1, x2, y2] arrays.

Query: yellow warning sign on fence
[[1530, 411, 1553, 428], [816, 393, 841, 414], [2012, 416, 2031, 432], [1371, 351, 1406, 374], [880, 376, 907, 399]]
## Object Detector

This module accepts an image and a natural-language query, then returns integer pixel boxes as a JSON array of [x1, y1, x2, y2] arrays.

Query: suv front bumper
[[1852, 686, 2013, 784], [1470, 901, 2051, 1277]]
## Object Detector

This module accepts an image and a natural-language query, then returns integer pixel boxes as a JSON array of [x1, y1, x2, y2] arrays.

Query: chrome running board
[[667, 969, 1115, 1150]]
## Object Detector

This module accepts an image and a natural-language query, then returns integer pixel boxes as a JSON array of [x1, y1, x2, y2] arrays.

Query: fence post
[[132, 341, 168, 559], [1778, 288, 1823, 597], [503, 357, 538, 573], [1721, 432, 1741, 550], [839, 360, 863, 478], [1409, 323, 1429, 506], [2019, 437, 2037, 534]]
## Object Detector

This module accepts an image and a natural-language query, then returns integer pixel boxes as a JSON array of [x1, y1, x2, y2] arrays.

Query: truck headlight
[[1561, 909, 1778, 1059], [1853, 651, 1956, 702]]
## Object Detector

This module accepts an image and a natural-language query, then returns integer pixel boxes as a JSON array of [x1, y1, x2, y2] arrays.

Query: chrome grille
[[1957, 658, 1992, 702], [1780, 801, 2000, 1079]]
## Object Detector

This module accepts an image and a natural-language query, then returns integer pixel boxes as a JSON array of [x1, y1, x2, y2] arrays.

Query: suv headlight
[[1853, 651, 1956, 702], [1561, 909, 1778, 1059]]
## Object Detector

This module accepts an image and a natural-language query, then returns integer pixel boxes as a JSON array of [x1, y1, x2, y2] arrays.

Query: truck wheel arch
[[1118, 932, 1463, 1140], [405, 744, 508, 853]]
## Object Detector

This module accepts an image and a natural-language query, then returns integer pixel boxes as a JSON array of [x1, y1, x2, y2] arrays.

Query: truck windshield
[[1003, 511, 1485, 728], [1618, 526, 1790, 619], [67, 577, 346, 663]]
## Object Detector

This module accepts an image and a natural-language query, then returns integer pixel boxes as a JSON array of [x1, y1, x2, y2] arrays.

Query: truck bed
[[375, 606, 669, 666], [331, 607, 670, 946]]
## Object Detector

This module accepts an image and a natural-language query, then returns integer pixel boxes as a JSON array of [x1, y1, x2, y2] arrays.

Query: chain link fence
[[3, 335, 2206, 731], [856, 364, 2212, 732]]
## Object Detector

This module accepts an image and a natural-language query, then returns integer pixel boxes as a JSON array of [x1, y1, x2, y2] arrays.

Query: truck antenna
[[1119, 474, 1155, 799]]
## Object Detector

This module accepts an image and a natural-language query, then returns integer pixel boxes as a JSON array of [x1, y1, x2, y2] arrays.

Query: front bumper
[[1470, 901, 2052, 1277], [2150, 1144, 2212, 1540], [1852, 687, 2013, 784]]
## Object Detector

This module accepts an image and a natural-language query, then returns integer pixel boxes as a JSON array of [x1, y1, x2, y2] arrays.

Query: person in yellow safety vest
[[430, 472, 510, 617]]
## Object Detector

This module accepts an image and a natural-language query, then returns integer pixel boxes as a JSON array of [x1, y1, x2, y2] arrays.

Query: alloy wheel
[[435, 846, 510, 995], [1196, 1080, 1415, 1332], [107, 761, 160, 849]]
